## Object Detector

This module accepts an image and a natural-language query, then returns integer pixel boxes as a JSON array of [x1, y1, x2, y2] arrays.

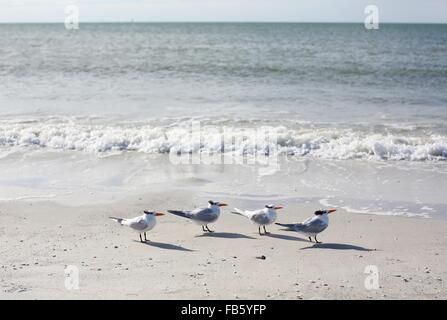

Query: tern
[[232, 204, 283, 235], [110, 210, 165, 242], [275, 208, 336, 243], [168, 200, 228, 232]]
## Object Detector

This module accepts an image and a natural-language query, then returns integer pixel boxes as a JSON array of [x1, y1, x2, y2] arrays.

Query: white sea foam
[[0, 119, 446, 161], [318, 198, 433, 218]]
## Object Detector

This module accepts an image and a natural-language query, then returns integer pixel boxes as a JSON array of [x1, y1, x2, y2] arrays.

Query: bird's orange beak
[[328, 208, 337, 214], [274, 206, 284, 210], [155, 212, 165, 216], [218, 203, 228, 207]]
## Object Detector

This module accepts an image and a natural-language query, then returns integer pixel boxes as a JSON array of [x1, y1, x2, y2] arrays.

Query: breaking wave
[[0, 119, 446, 161]]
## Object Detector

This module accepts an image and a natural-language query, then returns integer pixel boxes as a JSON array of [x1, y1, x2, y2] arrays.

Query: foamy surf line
[[318, 198, 441, 219], [0, 119, 446, 161]]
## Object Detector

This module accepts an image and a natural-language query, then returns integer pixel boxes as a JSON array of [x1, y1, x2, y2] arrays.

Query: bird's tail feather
[[167, 210, 191, 219], [275, 222, 295, 230], [231, 208, 246, 216], [109, 216, 124, 225]]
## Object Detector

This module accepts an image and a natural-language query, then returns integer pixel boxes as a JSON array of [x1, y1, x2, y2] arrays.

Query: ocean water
[[0, 23, 446, 217], [1, 23, 447, 160]]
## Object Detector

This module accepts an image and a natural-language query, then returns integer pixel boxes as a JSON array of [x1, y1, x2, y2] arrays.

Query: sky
[[0, 0, 446, 23]]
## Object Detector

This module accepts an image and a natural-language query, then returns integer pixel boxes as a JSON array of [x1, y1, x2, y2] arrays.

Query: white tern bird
[[276, 208, 336, 243], [110, 210, 165, 242]]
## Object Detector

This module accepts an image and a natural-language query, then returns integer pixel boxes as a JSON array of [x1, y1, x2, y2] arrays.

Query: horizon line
[[0, 21, 446, 25]]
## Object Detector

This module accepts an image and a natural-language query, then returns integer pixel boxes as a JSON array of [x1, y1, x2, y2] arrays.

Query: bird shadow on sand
[[134, 240, 194, 252], [300, 243, 375, 251], [196, 232, 256, 240], [264, 233, 309, 242]]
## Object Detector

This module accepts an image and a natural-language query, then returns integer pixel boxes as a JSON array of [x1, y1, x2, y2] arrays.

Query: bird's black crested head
[[144, 210, 154, 215], [314, 210, 326, 216], [265, 204, 274, 209], [208, 200, 217, 205]]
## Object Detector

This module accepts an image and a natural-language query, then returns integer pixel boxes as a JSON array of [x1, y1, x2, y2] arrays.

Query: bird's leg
[[139, 234, 144, 243], [258, 226, 262, 235], [202, 225, 206, 232], [144, 232, 148, 242], [308, 236, 312, 242], [314, 236, 322, 244], [205, 225, 214, 233], [263, 226, 270, 234]]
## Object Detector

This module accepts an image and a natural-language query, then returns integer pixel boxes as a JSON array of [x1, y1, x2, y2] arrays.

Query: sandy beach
[[1, 187, 445, 299]]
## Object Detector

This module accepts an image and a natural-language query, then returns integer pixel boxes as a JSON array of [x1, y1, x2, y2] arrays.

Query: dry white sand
[[1, 190, 446, 300]]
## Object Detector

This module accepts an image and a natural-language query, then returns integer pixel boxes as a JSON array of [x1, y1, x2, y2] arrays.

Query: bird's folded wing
[[231, 208, 253, 219], [193, 208, 217, 222], [250, 212, 271, 225], [128, 218, 148, 230], [168, 210, 193, 219], [109, 217, 124, 224], [302, 216, 314, 224], [296, 219, 328, 233]]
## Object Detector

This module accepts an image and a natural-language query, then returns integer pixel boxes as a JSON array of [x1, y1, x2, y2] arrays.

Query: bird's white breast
[[143, 215, 157, 231]]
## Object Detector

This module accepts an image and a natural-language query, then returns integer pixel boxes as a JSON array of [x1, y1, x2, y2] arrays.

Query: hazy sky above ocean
[[0, 0, 446, 23]]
